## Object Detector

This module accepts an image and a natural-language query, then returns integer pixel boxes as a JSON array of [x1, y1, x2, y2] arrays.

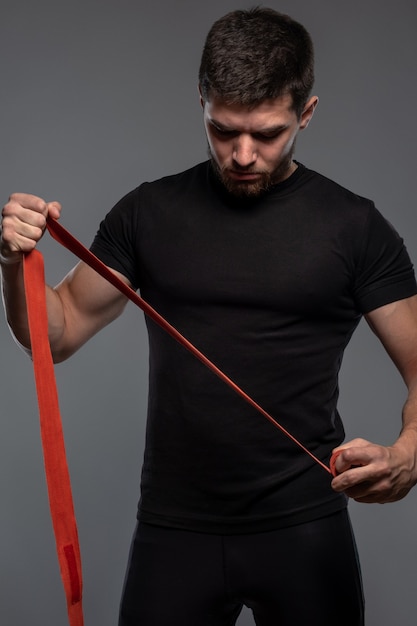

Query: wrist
[[0, 248, 23, 266], [392, 431, 417, 480]]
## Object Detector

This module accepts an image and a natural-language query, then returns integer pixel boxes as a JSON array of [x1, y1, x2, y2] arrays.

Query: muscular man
[[2, 8, 417, 626]]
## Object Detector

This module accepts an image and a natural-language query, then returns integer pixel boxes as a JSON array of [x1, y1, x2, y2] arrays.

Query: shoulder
[[287, 164, 380, 241], [139, 161, 210, 197], [98, 162, 210, 224], [297, 163, 374, 211]]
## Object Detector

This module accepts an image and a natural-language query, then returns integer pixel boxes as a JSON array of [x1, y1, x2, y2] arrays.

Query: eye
[[210, 123, 237, 138], [253, 131, 281, 142]]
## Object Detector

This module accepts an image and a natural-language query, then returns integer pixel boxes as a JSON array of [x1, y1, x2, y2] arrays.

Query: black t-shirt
[[91, 162, 417, 533]]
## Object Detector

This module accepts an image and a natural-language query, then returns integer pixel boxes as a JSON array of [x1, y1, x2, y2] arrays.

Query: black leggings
[[119, 510, 364, 626]]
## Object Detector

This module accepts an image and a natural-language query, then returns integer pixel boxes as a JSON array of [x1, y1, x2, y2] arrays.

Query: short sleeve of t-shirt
[[90, 188, 140, 288], [352, 206, 417, 313]]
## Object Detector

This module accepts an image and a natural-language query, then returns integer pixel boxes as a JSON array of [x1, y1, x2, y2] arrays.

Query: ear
[[299, 96, 319, 130]]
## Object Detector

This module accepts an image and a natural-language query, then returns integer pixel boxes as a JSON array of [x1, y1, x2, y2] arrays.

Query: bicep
[[365, 295, 417, 387], [52, 261, 131, 361]]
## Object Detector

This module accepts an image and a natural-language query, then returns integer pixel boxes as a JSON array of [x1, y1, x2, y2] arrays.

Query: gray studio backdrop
[[1, 1, 416, 624]]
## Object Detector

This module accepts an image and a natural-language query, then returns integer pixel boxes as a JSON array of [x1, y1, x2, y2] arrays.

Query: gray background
[[1, 0, 416, 624]]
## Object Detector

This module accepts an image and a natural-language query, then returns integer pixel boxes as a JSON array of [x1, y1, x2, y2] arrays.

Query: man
[[1, 7, 417, 626]]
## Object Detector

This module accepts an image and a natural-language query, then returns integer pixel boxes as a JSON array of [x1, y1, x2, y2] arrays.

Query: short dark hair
[[198, 7, 314, 117]]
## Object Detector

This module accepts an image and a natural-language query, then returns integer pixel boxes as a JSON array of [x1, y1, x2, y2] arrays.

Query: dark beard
[[208, 147, 295, 199]]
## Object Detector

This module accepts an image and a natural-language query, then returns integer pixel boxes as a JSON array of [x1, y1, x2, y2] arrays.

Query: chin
[[209, 151, 294, 199], [222, 178, 271, 199], [211, 162, 272, 199]]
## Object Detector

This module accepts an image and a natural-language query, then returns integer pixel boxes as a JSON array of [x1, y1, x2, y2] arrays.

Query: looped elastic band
[[23, 217, 340, 625]]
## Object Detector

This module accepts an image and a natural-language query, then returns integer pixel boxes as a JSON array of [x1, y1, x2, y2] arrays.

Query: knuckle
[[355, 437, 368, 446], [2, 201, 13, 217], [341, 447, 358, 463], [1, 217, 14, 238]]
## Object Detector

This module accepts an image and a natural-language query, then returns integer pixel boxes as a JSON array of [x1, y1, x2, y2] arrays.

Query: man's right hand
[[0, 193, 62, 264], [1, 192, 130, 361]]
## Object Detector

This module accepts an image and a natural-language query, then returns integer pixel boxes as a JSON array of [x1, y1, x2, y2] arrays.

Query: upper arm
[[365, 295, 417, 388], [51, 260, 131, 362]]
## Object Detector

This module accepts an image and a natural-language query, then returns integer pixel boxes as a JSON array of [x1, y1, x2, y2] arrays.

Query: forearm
[[1, 257, 65, 357], [394, 383, 417, 476]]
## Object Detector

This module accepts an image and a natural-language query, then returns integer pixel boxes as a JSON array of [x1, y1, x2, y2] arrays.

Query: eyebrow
[[209, 118, 290, 135]]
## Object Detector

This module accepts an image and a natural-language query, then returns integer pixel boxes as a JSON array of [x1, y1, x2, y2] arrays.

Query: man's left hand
[[331, 437, 417, 503]]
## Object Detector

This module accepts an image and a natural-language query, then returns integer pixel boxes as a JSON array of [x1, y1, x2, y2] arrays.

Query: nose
[[232, 135, 257, 168]]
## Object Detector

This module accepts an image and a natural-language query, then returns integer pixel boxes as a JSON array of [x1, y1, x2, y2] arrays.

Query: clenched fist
[[0, 193, 61, 264]]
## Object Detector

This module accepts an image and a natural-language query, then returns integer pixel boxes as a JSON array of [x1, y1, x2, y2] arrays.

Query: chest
[[137, 198, 358, 318]]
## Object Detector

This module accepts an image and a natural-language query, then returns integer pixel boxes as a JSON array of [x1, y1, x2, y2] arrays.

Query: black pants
[[119, 510, 364, 626]]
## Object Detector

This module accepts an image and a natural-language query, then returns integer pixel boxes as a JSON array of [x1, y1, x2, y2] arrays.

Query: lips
[[228, 170, 261, 181]]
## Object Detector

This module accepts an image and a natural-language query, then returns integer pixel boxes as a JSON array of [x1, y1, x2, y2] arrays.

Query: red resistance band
[[23, 248, 83, 626], [23, 216, 340, 626]]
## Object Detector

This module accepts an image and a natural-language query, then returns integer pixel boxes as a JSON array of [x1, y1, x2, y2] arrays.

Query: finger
[[1, 223, 43, 256], [332, 438, 370, 455], [1, 206, 48, 257], [3, 195, 62, 222], [333, 438, 388, 473], [7, 193, 48, 215], [331, 462, 372, 492], [330, 448, 367, 477], [2, 205, 46, 231], [46, 201, 62, 219]]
